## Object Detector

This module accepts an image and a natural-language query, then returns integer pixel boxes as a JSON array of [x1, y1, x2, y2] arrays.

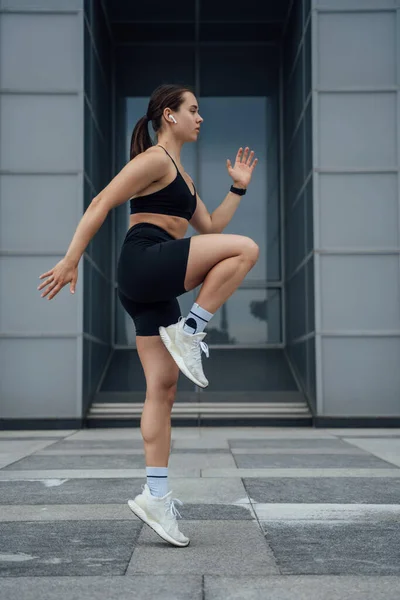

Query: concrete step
[[86, 392, 312, 427]]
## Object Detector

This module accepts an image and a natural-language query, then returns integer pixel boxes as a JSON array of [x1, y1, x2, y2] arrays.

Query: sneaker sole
[[127, 499, 190, 547], [159, 326, 209, 388]]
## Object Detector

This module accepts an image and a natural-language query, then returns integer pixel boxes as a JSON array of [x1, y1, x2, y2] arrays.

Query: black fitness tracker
[[230, 185, 247, 196]]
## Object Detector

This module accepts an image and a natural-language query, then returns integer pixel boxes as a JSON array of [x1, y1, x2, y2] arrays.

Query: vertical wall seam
[[311, 5, 323, 415], [279, 42, 286, 347], [396, 8, 400, 328], [76, 7, 85, 419]]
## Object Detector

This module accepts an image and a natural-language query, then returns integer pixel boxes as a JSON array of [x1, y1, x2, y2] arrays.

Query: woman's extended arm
[[64, 148, 170, 267], [189, 147, 258, 234], [189, 190, 244, 234], [38, 148, 170, 300]]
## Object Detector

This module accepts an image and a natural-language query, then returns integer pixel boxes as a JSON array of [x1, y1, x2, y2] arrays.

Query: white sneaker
[[128, 484, 189, 547], [159, 317, 209, 388]]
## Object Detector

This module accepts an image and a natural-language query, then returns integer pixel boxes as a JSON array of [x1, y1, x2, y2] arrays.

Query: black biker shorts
[[116, 223, 191, 336]]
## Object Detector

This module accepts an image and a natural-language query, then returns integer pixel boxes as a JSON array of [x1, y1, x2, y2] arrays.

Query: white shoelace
[[142, 484, 184, 520], [191, 337, 209, 358], [165, 497, 184, 520]]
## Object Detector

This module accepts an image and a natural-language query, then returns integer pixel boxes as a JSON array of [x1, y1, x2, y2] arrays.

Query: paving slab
[[0, 439, 63, 468], [234, 453, 394, 469], [0, 455, 41, 469], [126, 521, 279, 575], [0, 503, 256, 522], [201, 468, 400, 478], [0, 468, 200, 479], [0, 504, 133, 521], [323, 429, 400, 437], [244, 477, 400, 504], [146, 503, 255, 521], [34, 448, 147, 456], [66, 429, 200, 441], [259, 521, 400, 575], [204, 575, 400, 600], [199, 428, 336, 439], [0, 576, 202, 600], [1, 454, 150, 470], [43, 439, 148, 450], [0, 431, 77, 439], [35, 448, 233, 456], [0, 440, 63, 461], [0, 441, 60, 453], [343, 438, 400, 468], [173, 448, 231, 453], [0, 477, 248, 505], [0, 520, 141, 576], [252, 503, 400, 523], [231, 447, 366, 455], [169, 453, 237, 469], [172, 438, 230, 449], [2, 453, 236, 471], [162, 477, 250, 504], [0, 478, 151, 505], [228, 438, 354, 449]]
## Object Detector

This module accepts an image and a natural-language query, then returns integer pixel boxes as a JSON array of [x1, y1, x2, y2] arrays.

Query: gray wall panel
[[306, 257, 315, 333], [318, 12, 396, 87], [0, 94, 82, 172], [0, 13, 81, 90], [322, 337, 400, 416], [0, 175, 80, 252], [0, 339, 78, 419], [320, 255, 400, 331], [0, 0, 82, 8], [313, 3, 400, 417], [0, 7, 84, 420], [319, 174, 399, 248], [0, 256, 78, 333], [318, 93, 397, 169]]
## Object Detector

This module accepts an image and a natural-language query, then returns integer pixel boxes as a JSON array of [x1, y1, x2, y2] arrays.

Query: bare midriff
[[128, 212, 188, 240]]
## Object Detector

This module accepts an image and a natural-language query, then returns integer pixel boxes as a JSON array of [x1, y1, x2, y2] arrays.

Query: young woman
[[37, 83, 259, 548]]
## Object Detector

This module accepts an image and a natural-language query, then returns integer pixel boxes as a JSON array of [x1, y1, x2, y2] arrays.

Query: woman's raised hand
[[226, 147, 258, 189], [37, 258, 78, 300]]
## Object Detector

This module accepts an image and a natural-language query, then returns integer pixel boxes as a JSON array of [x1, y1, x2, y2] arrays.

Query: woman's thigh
[[183, 233, 259, 291], [118, 291, 181, 336], [118, 236, 190, 303], [119, 293, 181, 391]]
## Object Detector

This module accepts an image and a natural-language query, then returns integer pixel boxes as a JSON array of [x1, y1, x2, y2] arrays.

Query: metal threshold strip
[[88, 402, 311, 418]]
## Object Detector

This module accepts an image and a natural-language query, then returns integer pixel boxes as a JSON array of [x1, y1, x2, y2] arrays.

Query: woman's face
[[174, 92, 203, 142]]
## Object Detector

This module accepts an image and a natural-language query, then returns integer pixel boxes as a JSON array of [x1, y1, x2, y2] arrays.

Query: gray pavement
[[0, 426, 400, 599]]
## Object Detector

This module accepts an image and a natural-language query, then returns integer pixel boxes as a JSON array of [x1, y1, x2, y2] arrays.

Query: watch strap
[[230, 185, 247, 196]]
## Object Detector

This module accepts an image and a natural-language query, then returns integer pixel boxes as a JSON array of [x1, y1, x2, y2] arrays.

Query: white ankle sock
[[146, 466, 168, 497], [183, 302, 213, 334]]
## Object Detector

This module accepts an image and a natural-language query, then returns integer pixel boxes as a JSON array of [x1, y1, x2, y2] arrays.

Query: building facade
[[1, 0, 399, 428]]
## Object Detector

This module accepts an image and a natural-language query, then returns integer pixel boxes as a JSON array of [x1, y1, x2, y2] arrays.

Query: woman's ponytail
[[130, 115, 153, 160]]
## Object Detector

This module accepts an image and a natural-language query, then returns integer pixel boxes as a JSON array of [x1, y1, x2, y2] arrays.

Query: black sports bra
[[130, 145, 197, 220]]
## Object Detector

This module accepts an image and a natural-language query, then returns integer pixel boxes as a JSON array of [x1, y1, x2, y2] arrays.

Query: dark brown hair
[[129, 83, 194, 160]]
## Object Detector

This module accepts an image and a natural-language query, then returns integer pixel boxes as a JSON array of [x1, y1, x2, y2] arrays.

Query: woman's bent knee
[[241, 237, 260, 264], [183, 233, 260, 291]]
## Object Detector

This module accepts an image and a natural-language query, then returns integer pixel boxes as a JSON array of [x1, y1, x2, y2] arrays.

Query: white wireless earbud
[[169, 115, 177, 124]]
